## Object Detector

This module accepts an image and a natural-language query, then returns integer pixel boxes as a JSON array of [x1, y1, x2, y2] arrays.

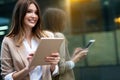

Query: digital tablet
[[29, 38, 64, 67]]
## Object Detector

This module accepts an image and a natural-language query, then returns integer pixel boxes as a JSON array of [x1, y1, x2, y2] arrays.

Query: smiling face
[[23, 3, 38, 29]]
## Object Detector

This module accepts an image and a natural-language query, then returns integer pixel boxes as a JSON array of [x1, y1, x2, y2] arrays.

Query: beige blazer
[[52, 32, 75, 80], [1, 31, 54, 80]]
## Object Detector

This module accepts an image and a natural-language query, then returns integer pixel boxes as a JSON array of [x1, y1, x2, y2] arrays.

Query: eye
[[35, 10, 38, 15], [27, 10, 32, 13]]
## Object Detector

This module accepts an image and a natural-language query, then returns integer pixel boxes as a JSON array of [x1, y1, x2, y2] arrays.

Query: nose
[[32, 12, 38, 18]]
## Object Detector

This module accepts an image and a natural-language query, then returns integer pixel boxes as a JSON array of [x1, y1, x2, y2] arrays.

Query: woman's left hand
[[45, 52, 60, 65], [45, 52, 60, 72]]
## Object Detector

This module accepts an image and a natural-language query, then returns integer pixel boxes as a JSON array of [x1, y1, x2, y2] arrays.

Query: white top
[[4, 37, 59, 80], [23, 38, 42, 80]]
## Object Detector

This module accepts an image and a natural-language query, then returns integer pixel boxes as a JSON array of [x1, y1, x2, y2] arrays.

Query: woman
[[42, 8, 88, 80], [1, 0, 60, 80]]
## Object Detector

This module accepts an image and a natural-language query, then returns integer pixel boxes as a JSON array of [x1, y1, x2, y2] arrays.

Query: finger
[[45, 58, 60, 65], [81, 49, 88, 53], [78, 50, 88, 56], [27, 55, 34, 62], [50, 52, 59, 57], [45, 59, 59, 63], [45, 56, 60, 64], [75, 47, 83, 51], [74, 48, 83, 55], [29, 53, 34, 56], [45, 56, 60, 61], [46, 60, 60, 65]]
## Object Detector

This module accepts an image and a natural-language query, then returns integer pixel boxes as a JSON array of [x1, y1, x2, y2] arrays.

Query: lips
[[28, 19, 37, 24], [24, 16, 38, 27]]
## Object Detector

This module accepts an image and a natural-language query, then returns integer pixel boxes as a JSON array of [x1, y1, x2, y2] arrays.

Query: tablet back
[[29, 38, 64, 67]]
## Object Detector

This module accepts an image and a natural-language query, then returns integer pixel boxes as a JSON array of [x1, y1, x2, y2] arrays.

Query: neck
[[24, 29, 33, 41], [25, 30, 33, 48]]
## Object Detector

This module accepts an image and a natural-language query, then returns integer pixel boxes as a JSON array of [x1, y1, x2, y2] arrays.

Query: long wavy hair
[[43, 8, 66, 33], [7, 0, 43, 45]]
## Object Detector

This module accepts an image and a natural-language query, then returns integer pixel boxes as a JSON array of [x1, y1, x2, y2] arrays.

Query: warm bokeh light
[[66, 0, 71, 7], [70, 0, 94, 3], [66, 0, 91, 7], [114, 17, 120, 24], [65, 0, 72, 33]]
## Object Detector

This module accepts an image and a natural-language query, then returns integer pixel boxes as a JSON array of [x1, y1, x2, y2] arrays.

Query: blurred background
[[1, 0, 120, 80]]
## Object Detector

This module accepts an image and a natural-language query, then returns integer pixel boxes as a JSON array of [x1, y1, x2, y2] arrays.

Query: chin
[[29, 24, 36, 27]]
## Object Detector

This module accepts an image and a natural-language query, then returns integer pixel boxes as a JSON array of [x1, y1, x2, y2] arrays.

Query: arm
[[1, 38, 15, 78], [54, 33, 73, 74], [12, 68, 29, 80], [55, 33, 88, 74], [58, 40, 73, 74], [1, 38, 31, 80]]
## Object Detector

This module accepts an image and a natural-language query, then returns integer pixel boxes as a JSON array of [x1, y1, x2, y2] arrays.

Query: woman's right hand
[[45, 52, 60, 72], [27, 53, 34, 62], [26, 53, 36, 71]]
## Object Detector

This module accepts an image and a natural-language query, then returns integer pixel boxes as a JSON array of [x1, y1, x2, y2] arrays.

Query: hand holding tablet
[[29, 38, 64, 67]]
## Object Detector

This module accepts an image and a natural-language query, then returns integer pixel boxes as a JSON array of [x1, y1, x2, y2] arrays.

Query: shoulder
[[2, 36, 11, 43], [2, 36, 15, 46], [43, 30, 54, 38], [54, 32, 65, 38], [1, 37, 11, 49]]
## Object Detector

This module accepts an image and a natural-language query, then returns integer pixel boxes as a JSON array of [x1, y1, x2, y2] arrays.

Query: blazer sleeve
[[43, 30, 54, 38], [54, 33, 73, 74], [1, 37, 14, 78]]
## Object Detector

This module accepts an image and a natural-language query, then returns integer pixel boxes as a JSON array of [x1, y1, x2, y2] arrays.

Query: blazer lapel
[[16, 44, 29, 68]]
